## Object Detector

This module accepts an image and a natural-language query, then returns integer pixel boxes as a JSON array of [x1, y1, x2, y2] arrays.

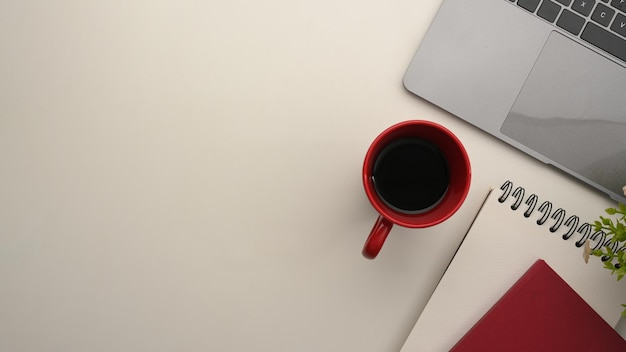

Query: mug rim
[[363, 120, 471, 228]]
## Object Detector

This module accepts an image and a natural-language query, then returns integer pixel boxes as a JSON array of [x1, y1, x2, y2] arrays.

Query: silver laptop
[[404, 0, 626, 203]]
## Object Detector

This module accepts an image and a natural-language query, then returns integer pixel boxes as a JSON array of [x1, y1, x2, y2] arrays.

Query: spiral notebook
[[400, 180, 626, 352]]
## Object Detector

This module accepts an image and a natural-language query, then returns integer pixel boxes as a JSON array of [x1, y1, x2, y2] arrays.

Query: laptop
[[404, 0, 626, 203]]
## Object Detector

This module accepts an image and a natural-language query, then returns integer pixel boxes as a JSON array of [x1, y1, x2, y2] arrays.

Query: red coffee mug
[[362, 120, 471, 259]]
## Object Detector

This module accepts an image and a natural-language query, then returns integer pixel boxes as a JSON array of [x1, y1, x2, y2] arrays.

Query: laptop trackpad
[[501, 31, 626, 197]]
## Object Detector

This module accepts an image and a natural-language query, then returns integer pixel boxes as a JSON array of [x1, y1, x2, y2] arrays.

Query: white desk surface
[[0, 1, 620, 351]]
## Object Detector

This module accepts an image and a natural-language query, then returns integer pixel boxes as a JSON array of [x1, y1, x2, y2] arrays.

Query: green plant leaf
[[615, 224, 626, 242], [591, 249, 604, 257], [615, 266, 626, 281], [594, 221, 603, 232], [605, 245, 615, 257]]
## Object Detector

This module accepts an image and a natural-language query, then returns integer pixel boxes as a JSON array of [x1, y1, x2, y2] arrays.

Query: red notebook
[[450, 259, 626, 351]]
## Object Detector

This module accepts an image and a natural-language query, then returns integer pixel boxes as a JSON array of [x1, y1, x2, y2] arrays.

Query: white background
[[0, 1, 619, 351]]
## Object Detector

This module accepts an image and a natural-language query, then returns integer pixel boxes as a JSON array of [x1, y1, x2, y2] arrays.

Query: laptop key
[[611, 13, 626, 36], [538, 1, 562, 22], [572, 0, 597, 17], [557, 9, 586, 34], [518, 0, 542, 12], [581, 22, 626, 61], [591, 3, 616, 26], [610, 0, 626, 12], [555, 0, 573, 5]]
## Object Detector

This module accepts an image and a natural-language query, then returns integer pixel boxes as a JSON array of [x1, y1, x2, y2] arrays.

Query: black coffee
[[372, 137, 449, 214]]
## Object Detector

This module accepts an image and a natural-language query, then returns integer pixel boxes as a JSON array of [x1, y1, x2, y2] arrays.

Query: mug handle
[[362, 215, 393, 259]]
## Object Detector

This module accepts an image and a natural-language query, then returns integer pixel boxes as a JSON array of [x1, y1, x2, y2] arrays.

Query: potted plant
[[585, 186, 626, 317]]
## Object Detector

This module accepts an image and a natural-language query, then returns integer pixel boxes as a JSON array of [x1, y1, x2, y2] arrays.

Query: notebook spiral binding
[[497, 180, 624, 261]]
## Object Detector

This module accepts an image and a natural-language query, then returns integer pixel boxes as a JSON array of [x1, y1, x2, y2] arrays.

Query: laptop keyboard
[[509, 0, 626, 63]]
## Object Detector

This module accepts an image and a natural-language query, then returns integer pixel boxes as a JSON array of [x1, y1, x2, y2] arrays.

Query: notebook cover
[[450, 259, 626, 351]]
